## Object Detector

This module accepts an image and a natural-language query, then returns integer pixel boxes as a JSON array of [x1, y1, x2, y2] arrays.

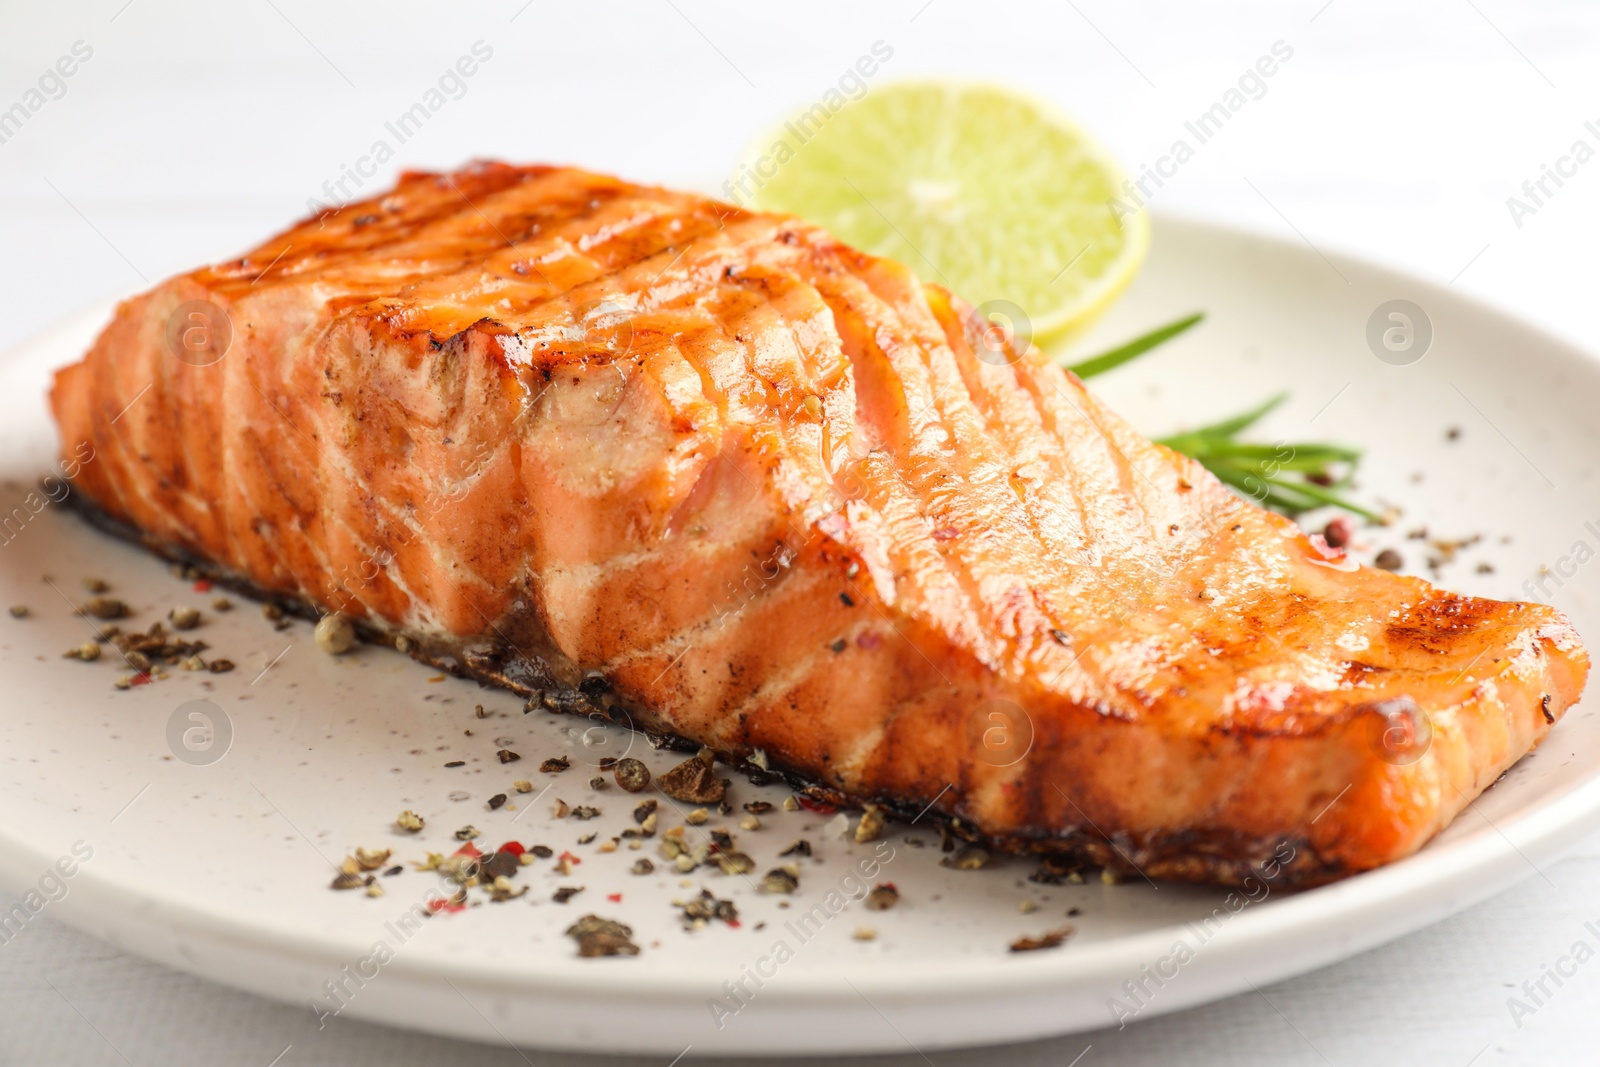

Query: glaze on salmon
[[49, 163, 1588, 885]]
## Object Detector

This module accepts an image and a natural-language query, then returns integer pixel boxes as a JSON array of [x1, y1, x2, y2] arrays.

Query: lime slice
[[735, 81, 1147, 346]]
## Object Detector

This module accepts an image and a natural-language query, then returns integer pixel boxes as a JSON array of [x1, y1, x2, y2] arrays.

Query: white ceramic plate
[[1, 215, 1597, 1057]]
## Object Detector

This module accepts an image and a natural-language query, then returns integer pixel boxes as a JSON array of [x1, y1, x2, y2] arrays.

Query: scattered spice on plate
[[8, 605, 28, 619], [208, 659, 235, 673], [570, 805, 601, 820], [512, 780, 534, 793], [677, 889, 739, 928], [852, 927, 877, 942], [552, 799, 571, 819], [529, 845, 553, 859], [454, 825, 480, 841], [473, 851, 518, 883], [444, 760, 466, 769], [760, 867, 799, 894], [577, 832, 597, 845], [716, 852, 755, 876], [552, 886, 585, 904], [589, 776, 607, 791], [541, 755, 569, 773], [314, 612, 355, 654], [631, 858, 654, 875], [212, 597, 233, 612], [613, 757, 651, 793], [1029, 856, 1087, 885], [1374, 548, 1403, 571], [656, 750, 729, 805], [565, 915, 640, 958], [168, 605, 202, 631], [82, 577, 109, 593], [779, 839, 812, 857], [854, 804, 886, 843], [487, 793, 507, 811], [742, 801, 773, 815], [395, 809, 425, 833], [942, 846, 990, 871], [1009, 926, 1074, 953], [79, 596, 130, 619], [63, 642, 101, 662], [864, 883, 900, 911], [329, 871, 366, 891], [353, 847, 391, 871], [782, 796, 801, 812], [497, 749, 522, 764], [739, 815, 761, 832]]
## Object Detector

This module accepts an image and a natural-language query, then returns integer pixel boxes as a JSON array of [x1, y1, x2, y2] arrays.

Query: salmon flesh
[[49, 163, 1588, 885]]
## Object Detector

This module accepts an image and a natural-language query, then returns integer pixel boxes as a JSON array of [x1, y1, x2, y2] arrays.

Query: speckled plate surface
[[1, 216, 1598, 1056]]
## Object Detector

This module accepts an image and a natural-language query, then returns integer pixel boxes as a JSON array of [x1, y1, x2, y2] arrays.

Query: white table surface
[[4, 1, 1600, 1063]]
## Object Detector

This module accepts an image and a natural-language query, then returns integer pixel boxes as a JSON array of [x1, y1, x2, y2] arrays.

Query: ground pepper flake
[[760, 867, 799, 894], [942, 845, 990, 870], [864, 883, 900, 911], [565, 915, 639, 958], [855, 804, 886, 843], [498, 749, 522, 764], [678, 889, 739, 928], [657, 751, 728, 804], [1009, 926, 1075, 953], [552, 886, 585, 904], [80, 596, 130, 620]]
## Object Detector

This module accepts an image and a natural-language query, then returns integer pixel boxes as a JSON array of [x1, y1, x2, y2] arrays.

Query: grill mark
[[788, 250, 997, 664]]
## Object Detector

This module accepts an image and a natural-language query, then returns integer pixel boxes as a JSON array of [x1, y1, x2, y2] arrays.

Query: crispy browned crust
[[63, 483, 1333, 887]]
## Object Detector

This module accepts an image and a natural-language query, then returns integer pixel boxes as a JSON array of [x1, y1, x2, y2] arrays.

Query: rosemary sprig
[[1064, 314, 1371, 519], [1064, 311, 1205, 380]]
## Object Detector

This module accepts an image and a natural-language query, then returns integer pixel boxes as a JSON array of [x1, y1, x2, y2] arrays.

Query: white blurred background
[[3, 2, 1600, 1064]]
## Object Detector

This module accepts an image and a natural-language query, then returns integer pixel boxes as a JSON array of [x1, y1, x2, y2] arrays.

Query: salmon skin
[[50, 162, 1587, 886]]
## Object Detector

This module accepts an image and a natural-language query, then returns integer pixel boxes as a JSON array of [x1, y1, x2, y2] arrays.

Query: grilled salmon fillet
[[50, 162, 1587, 885]]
